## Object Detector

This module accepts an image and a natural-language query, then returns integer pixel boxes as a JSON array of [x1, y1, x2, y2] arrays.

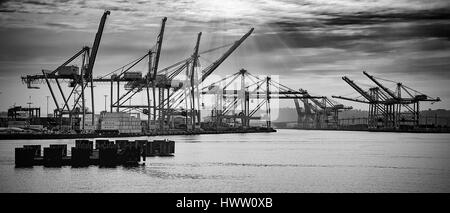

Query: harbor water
[[0, 129, 449, 192]]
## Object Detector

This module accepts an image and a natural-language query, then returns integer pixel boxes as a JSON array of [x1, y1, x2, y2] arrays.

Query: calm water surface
[[0, 129, 449, 192]]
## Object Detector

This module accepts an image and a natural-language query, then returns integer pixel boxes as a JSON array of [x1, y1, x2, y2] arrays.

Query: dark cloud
[[260, 8, 450, 53], [44, 22, 81, 30], [86, 5, 138, 12], [266, 7, 450, 45], [0, 8, 14, 12], [321, 8, 450, 26], [252, 5, 450, 85], [23, 0, 57, 7]]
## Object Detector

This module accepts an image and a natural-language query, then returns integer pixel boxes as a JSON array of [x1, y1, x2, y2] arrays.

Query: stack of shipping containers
[[100, 112, 142, 134], [82, 114, 100, 132]]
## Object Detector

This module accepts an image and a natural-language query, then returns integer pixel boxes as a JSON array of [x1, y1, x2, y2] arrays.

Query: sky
[[0, 0, 449, 114]]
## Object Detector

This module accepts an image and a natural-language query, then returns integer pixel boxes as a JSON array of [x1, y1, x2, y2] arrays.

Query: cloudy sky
[[0, 0, 449, 113]]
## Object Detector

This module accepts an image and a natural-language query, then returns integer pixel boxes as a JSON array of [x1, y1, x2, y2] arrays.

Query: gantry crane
[[92, 17, 167, 132], [21, 10, 110, 131], [333, 75, 388, 128], [200, 69, 340, 129], [362, 71, 440, 128], [157, 28, 255, 131], [297, 93, 352, 129], [92, 23, 254, 132], [333, 71, 440, 129]]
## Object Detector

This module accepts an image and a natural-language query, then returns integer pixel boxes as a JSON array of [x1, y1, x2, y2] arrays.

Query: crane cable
[[199, 42, 234, 54], [98, 53, 148, 79], [374, 75, 433, 97]]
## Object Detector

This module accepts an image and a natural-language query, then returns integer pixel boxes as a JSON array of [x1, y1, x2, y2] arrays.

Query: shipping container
[[57, 65, 79, 76], [123, 72, 142, 80], [170, 79, 183, 88]]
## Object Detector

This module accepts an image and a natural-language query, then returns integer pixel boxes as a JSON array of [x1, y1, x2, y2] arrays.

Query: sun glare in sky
[[195, 0, 259, 20]]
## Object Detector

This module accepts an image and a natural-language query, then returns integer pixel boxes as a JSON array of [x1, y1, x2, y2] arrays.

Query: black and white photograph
[[0, 0, 449, 208]]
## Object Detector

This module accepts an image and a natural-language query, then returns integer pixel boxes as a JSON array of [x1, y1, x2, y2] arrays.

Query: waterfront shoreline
[[277, 127, 450, 133], [0, 128, 277, 140]]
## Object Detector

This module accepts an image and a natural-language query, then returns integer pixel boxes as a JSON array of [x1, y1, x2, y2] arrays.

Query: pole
[[117, 79, 120, 112], [110, 78, 113, 112], [266, 77, 271, 128], [185, 61, 190, 130], [42, 70, 60, 111], [160, 87, 165, 130], [167, 87, 171, 129], [81, 51, 87, 131], [81, 85, 86, 131], [46, 96, 49, 117], [190, 69, 195, 130], [152, 81, 156, 127], [147, 51, 153, 132], [146, 86, 151, 132], [240, 69, 246, 127], [90, 76, 95, 126], [104, 95, 108, 111]]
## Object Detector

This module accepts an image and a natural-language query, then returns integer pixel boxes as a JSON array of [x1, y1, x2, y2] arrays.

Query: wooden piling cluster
[[15, 139, 175, 167], [146, 139, 175, 156], [15, 145, 40, 167], [43, 145, 68, 167]]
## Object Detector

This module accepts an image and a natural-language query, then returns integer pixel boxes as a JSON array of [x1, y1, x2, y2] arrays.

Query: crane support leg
[[42, 71, 60, 112]]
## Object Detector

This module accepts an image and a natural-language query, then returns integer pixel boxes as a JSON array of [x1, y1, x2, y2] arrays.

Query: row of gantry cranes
[[21, 11, 441, 133]]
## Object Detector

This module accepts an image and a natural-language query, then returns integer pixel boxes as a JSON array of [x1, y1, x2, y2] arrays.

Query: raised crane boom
[[190, 32, 202, 128], [342, 76, 374, 102], [332, 96, 370, 104], [151, 17, 167, 80], [86, 10, 110, 79], [303, 93, 326, 109], [362, 71, 398, 99], [201, 28, 254, 82], [87, 10, 109, 124], [191, 32, 202, 74]]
